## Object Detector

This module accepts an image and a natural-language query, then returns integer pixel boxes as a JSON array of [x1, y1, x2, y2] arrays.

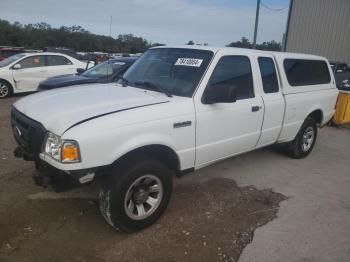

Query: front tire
[[288, 117, 317, 159], [0, 80, 13, 99], [99, 156, 173, 232]]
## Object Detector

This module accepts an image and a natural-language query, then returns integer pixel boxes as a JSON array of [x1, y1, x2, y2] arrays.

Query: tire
[[287, 117, 317, 159], [99, 155, 173, 232], [0, 80, 13, 99]]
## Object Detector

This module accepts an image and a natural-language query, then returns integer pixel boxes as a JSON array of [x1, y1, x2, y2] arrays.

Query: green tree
[[226, 37, 281, 51], [0, 19, 151, 53], [257, 40, 281, 51], [226, 37, 252, 49]]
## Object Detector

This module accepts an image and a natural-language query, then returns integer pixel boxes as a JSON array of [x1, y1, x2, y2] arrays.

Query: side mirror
[[203, 84, 237, 104], [76, 68, 85, 74], [13, 64, 22, 70]]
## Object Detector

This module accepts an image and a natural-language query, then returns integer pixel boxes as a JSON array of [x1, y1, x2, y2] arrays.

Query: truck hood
[[14, 83, 169, 135]]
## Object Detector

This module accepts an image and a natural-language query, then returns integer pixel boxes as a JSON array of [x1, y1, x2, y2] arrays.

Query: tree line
[[226, 36, 281, 51], [0, 19, 152, 53], [0, 19, 281, 53], [187, 37, 281, 51]]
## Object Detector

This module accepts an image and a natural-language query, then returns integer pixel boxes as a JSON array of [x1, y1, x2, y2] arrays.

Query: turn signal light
[[61, 142, 81, 163]]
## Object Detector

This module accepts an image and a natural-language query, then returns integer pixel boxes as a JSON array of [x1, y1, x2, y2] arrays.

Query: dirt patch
[[0, 96, 287, 262], [0, 179, 286, 262]]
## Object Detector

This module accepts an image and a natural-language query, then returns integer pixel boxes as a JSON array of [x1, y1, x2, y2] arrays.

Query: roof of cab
[[151, 45, 327, 61]]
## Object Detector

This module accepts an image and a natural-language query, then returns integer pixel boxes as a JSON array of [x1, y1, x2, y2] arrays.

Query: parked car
[[38, 57, 137, 91], [43, 46, 80, 60], [0, 46, 25, 61], [0, 52, 87, 98], [330, 62, 350, 88], [11, 46, 338, 232], [339, 79, 350, 90]]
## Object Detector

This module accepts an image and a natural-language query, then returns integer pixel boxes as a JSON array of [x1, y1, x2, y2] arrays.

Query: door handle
[[252, 106, 261, 112]]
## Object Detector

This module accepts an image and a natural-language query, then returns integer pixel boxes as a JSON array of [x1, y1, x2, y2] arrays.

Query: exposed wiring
[[260, 0, 288, 12]]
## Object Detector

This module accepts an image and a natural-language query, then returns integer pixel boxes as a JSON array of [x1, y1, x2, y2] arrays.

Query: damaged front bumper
[[14, 146, 108, 192], [11, 107, 108, 192]]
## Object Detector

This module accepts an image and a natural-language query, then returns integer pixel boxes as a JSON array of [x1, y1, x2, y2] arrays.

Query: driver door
[[194, 53, 264, 168], [12, 55, 48, 91]]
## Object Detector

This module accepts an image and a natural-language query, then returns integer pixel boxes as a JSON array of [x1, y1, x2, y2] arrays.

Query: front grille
[[11, 107, 47, 161]]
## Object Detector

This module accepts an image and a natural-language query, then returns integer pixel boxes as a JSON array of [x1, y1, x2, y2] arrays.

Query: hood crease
[[63, 101, 169, 134]]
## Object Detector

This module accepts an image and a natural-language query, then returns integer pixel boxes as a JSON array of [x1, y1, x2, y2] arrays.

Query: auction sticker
[[175, 58, 203, 67]]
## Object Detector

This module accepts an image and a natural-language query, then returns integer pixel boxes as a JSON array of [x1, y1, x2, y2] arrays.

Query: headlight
[[44, 132, 62, 161], [44, 132, 81, 163]]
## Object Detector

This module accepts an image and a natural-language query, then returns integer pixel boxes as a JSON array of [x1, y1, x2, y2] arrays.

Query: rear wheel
[[288, 117, 317, 159], [0, 81, 13, 99], [99, 156, 173, 232]]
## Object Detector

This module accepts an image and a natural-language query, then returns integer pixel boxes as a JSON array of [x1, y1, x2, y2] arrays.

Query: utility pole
[[108, 15, 113, 55], [252, 0, 260, 49], [109, 15, 112, 38]]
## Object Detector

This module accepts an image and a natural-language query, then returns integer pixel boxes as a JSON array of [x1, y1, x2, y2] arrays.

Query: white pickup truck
[[11, 46, 338, 232]]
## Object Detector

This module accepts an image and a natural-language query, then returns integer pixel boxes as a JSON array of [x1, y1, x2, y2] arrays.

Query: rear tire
[[287, 117, 317, 159], [99, 155, 173, 232], [0, 80, 13, 99]]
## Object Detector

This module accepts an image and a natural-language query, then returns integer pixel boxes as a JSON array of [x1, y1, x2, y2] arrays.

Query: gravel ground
[[0, 96, 286, 262], [2, 94, 349, 262]]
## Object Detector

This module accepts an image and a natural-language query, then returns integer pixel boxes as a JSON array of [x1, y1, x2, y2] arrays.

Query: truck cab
[[11, 46, 338, 232]]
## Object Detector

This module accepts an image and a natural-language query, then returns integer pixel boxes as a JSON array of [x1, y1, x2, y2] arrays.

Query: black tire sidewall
[[100, 157, 173, 232], [290, 118, 317, 158]]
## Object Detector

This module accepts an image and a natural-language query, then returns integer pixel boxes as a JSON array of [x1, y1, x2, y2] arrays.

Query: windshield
[[121, 48, 213, 97], [82, 60, 126, 78], [0, 54, 26, 67]]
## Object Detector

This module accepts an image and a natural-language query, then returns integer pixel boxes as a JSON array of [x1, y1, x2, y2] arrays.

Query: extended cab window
[[207, 56, 254, 100], [284, 59, 331, 86], [258, 57, 279, 93], [17, 56, 45, 68], [47, 55, 72, 66]]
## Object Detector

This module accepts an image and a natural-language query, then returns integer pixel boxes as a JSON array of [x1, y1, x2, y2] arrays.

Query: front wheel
[[99, 156, 173, 232], [288, 117, 317, 159], [0, 81, 13, 99]]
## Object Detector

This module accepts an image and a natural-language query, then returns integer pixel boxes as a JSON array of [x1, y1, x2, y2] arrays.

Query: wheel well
[[0, 79, 13, 90], [307, 110, 323, 125], [114, 145, 180, 172]]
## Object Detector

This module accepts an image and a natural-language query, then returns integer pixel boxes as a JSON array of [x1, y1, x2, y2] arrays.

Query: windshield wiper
[[117, 75, 132, 87], [134, 80, 172, 97]]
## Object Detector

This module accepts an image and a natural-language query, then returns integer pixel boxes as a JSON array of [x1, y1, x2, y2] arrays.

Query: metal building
[[284, 0, 350, 65]]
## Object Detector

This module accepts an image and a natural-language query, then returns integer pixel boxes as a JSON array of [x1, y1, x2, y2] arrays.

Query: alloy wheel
[[0, 83, 9, 98], [302, 126, 314, 152], [124, 174, 163, 220]]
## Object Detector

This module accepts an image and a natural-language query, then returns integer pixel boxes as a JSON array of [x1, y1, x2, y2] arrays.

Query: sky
[[0, 0, 290, 46]]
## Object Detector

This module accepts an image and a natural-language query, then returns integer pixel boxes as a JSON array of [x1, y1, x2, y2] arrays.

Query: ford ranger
[[11, 46, 338, 232]]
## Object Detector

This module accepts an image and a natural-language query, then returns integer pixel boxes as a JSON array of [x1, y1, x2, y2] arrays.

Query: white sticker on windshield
[[175, 58, 203, 67]]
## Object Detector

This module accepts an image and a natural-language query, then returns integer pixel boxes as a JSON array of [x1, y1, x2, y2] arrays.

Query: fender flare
[[109, 133, 182, 170]]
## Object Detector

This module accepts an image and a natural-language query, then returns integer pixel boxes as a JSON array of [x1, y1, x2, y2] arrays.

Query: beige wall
[[285, 0, 350, 64]]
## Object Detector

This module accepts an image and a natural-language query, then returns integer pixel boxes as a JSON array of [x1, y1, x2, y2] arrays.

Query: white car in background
[[0, 52, 87, 98]]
